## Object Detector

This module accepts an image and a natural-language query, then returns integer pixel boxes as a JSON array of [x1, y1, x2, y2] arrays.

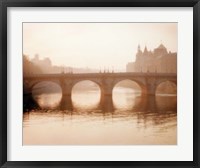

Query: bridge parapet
[[24, 72, 177, 78]]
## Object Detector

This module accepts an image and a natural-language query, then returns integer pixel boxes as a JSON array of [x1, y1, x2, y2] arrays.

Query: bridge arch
[[31, 81, 62, 109], [71, 80, 102, 109], [26, 79, 61, 91], [155, 80, 177, 95], [72, 79, 103, 91], [156, 78, 177, 86], [112, 79, 142, 93], [112, 78, 146, 95], [112, 79, 142, 109]]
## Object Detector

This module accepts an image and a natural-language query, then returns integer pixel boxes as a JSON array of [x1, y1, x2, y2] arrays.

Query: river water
[[23, 88, 177, 145]]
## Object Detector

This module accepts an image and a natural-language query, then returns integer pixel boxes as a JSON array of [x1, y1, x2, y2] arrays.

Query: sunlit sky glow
[[23, 23, 177, 70]]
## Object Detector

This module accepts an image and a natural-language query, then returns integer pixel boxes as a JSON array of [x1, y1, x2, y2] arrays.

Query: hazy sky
[[23, 23, 177, 70]]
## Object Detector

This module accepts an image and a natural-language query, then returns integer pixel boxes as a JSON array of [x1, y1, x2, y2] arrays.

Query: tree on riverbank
[[23, 54, 42, 75]]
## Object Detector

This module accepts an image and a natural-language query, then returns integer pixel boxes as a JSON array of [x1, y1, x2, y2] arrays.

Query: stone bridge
[[23, 72, 177, 110]]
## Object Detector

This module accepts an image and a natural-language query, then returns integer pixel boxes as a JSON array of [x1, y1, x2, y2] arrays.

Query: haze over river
[[23, 86, 177, 145]]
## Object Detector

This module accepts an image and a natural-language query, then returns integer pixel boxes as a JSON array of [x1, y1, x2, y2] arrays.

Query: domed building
[[126, 44, 177, 73]]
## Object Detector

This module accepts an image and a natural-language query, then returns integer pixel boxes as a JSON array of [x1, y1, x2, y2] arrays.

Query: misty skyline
[[23, 23, 177, 70]]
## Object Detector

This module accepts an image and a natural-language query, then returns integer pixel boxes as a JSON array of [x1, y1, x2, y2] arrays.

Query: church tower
[[143, 45, 149, 56], [136, 44, 142, 60]]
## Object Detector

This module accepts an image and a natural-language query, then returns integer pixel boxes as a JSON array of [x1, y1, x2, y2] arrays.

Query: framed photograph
[[0, 0, 199, 167]]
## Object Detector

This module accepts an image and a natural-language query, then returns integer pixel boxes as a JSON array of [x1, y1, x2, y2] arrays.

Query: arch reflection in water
[[133, 95, 177, 112], [23, 93, 177, 145], [133, 95, 177, 128]]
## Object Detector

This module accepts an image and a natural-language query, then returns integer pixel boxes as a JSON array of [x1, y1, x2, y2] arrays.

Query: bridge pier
[[99, 81, 114, 112], [100, 95, 114, 112], [143, 95, 157, 112], [60, 94, 73, 110], [133, 95, 157, 112], [143, 82, 156, 96], [59, 79, 73, 110], [100, 82, 113, 101]]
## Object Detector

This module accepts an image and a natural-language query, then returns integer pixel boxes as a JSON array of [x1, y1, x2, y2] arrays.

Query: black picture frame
[[0, 0, 199, 167]]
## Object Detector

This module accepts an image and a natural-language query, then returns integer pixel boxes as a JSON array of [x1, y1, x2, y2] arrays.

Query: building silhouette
[[31, 54, 52, 72], [30, 54, 99, 74], [126, 44, 177, 73]]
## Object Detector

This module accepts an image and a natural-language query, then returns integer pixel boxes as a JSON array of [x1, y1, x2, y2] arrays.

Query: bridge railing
[[24, 72, 177, 79]]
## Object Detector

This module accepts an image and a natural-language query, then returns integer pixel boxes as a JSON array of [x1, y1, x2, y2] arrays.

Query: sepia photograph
[[23, 23, 177, 145]]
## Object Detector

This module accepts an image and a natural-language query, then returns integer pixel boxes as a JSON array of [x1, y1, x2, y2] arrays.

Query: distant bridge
[[24, 72, 177, 110]]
